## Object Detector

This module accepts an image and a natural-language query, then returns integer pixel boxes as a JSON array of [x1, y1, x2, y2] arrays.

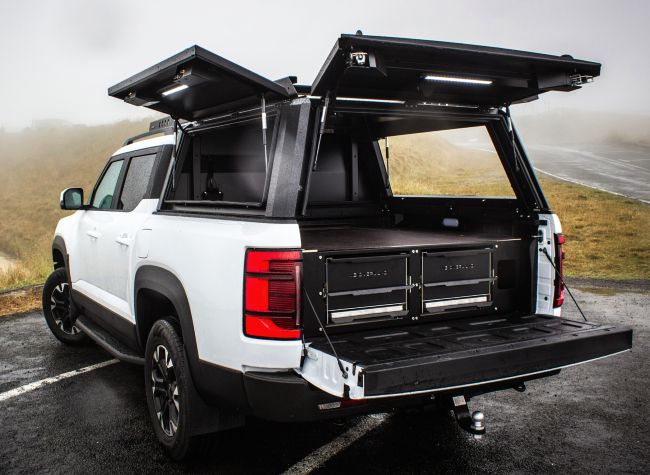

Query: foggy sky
[[0, 0, 648, 129]]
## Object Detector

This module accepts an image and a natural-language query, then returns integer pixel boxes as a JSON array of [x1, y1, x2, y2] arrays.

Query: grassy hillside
[[0, 119, 151, 288], [0, 119, 648, 291]]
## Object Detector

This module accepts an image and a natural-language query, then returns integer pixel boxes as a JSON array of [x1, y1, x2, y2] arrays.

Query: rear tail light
[[553, 233, 565, 308], [244, 249, 302, 340]]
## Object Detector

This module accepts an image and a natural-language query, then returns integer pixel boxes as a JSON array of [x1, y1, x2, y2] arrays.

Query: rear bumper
[[242, 368, 559, 423]]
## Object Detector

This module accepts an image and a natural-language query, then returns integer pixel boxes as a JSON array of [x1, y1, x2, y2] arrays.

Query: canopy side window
[[165, 113, 278, 208]]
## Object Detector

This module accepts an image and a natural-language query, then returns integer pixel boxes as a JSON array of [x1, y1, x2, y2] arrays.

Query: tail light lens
[[244, 249, 302, 340], [553, 233, 565, 308]]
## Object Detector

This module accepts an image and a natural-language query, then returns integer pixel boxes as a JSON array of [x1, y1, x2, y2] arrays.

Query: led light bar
[[337, 97, 405, 104], [162, 84, 189, 96], [424, 75, 492, 85], [331, 304, 404, 320]]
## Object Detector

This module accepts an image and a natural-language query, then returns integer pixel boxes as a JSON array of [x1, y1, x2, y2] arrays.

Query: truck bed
[[300, 226, 521, 252]]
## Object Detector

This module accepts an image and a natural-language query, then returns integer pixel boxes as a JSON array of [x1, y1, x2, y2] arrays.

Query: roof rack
[[122, 117, 175, 146]]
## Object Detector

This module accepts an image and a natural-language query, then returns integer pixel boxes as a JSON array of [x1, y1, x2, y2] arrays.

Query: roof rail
[[122, 116, 175, 146]]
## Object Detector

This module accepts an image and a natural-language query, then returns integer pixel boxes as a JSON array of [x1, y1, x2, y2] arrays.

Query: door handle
[[86, 230, 101, 239], [115, 234, 131, 247]]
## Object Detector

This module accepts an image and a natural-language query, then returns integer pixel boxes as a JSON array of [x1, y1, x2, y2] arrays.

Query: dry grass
[[0, 286, 42, 317], [0, 121, 648, 291], [540, 178, 650, 279]]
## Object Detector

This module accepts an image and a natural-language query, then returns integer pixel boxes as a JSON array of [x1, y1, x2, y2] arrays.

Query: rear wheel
[[144, 319, 218, 460], [42, 268, 87, 345]]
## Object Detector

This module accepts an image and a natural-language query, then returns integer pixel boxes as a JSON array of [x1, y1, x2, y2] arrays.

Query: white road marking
[[534, 168, 650, 205], [282, 414, 388, 475], [0, 359, 119, 403]]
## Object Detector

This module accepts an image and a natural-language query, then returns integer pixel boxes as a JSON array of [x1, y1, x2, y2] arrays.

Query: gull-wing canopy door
[[312, 34, 600, 107], [108, 45, 295, 121]]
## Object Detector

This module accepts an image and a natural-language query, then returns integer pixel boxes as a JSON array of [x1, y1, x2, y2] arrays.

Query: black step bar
[[76, 315, 144, 365]]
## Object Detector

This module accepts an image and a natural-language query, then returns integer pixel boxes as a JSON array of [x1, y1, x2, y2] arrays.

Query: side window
[[167, 116, 276, 204], [118, 153, 156, 211], [92, 160, 124, 209]]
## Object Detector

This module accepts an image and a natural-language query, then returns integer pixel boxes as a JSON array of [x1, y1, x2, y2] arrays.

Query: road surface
[[527, 142, 650, 204], [0, 283, 647, 474]]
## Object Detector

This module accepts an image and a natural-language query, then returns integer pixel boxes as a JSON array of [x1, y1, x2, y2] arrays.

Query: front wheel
[[144, 319, 218, 461], [42, 267, 87, 345]]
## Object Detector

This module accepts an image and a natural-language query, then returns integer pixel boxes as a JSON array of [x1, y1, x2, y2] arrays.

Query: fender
[[134, 265, 249, 413], [52, 236, 71, 284]]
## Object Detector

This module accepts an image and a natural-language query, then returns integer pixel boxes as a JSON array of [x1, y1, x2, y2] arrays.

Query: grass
[[0, 121, 648, 293]]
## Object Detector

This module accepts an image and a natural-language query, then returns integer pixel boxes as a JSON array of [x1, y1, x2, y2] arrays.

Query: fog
[[0, 0, 649, 130]]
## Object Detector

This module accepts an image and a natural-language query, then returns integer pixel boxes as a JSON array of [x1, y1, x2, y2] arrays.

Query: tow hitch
[[451, 395, 485, 436]]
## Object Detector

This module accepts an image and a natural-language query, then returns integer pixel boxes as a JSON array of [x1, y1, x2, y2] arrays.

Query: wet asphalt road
[[0, 283, 648, 474], [527, 143, 650, 203]]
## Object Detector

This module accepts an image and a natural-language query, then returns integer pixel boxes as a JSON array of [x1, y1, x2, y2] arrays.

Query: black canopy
[[312, 34, 601, 107], [108, 45, 294, 121]]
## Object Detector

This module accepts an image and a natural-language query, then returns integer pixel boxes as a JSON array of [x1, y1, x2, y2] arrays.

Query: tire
[[144, 319, 218, 461], [42, 268, 87, 345]]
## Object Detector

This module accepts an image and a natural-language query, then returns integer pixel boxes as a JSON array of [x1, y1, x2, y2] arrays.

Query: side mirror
[[60, 188, 84, 210]]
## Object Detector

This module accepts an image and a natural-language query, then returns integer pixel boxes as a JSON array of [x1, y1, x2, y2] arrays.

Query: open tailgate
[[297, 314, 631, 399], [312, 34, 601, 107]]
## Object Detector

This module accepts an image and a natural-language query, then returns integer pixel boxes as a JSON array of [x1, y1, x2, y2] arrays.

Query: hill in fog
[[515, 109, 650, 147], [0, 119, 153, 286]]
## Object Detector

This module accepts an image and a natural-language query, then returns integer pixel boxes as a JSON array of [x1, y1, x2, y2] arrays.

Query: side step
[[76, 315, 144, 365]]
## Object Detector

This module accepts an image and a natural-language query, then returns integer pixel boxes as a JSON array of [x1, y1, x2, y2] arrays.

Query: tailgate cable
[[304, 290, 349, 379], [540, 247, 588, 322]]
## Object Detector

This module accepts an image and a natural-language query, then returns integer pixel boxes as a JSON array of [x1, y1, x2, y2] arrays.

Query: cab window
[[92, 160, 124, 209], [118, 153, 156, 211]]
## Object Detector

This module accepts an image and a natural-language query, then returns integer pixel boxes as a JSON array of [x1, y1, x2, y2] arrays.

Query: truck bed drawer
[[298, 315, 632, 399], [326, 254, 410, 324], [422, 249, 493, 313]]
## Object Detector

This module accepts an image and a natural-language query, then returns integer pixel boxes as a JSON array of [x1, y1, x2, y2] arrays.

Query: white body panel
[[140, 214, 304, 371], [536, 213, 562, 317], [56, 135, 304, 373]]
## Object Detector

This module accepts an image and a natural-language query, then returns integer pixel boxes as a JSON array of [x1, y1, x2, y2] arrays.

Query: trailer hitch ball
[[471, 411, 485, 433]]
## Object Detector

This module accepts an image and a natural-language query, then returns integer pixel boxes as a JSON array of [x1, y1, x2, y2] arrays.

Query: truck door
[[75, 150, 158, 323], [98, 151, 159, 316], [75, 157, 127, 309]]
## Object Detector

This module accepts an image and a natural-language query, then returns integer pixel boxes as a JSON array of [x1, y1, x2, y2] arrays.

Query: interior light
[[337, 97, 405, 104], [162, 84, 189, 96], [424, 75, 492, 85]]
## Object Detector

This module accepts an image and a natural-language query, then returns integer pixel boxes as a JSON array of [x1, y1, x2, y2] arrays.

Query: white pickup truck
[[43, 34, 632, 460]]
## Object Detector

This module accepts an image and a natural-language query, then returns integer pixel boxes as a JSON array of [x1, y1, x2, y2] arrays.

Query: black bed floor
[[300, 226, 520, 252]]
